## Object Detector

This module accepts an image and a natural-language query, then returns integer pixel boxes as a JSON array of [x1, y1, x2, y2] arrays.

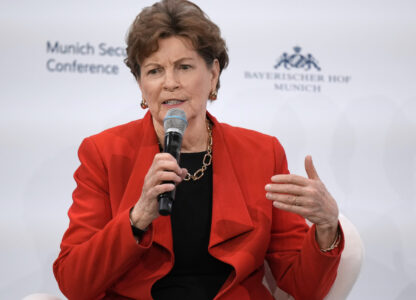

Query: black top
[[151, 151, 232, 300]]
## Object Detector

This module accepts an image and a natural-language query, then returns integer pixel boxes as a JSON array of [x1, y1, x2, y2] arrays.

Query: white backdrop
[[1, 0, 415, 299]]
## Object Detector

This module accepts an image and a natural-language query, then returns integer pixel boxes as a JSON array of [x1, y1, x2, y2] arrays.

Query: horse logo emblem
[[274, 46, 321, 71]]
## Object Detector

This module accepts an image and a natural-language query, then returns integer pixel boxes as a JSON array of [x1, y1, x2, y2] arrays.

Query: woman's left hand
[[265, 155, 339, 249]]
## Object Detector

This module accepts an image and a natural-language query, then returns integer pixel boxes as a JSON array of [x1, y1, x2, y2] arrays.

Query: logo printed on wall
[[244, 46, 351, 93], [274, 46, 321, 71]]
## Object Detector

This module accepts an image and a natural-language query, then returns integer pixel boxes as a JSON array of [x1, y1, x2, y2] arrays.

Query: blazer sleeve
[[53, 137, 153, 300], [265, 138, 344, 300]]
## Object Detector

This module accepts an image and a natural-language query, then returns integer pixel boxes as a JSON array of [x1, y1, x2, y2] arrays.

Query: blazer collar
[[207, 112, 254, 249], [120, 111, 254, 253]]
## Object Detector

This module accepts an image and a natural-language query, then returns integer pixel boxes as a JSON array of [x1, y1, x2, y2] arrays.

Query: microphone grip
[[158, 132, 183, 215], [158, 193, 173, 216], [158, 181, 175, 216]]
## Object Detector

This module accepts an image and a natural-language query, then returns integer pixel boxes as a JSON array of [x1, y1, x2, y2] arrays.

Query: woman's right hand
[[130, 153, 187, 230]]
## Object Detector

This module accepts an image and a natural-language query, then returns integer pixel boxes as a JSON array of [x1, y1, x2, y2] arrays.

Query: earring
[[208, 91, 217, 100], [140, 99, 148, 109]]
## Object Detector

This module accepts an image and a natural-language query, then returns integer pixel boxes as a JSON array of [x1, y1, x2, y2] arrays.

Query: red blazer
[[53, 112, 343, 300]]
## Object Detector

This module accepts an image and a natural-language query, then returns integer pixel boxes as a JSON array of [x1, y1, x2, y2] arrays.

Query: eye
[[180, 64, 192, 70], [147, 68, 161, 75]]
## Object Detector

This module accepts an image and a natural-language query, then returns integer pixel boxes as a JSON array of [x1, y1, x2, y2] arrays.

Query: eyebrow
[[143, 57, 195, 69]]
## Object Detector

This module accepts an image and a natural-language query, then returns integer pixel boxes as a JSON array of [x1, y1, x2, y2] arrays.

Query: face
[[138, 36, 219, 131]]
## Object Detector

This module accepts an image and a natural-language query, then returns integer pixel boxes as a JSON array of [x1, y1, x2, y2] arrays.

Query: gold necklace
[[183, 121, 212, 181]]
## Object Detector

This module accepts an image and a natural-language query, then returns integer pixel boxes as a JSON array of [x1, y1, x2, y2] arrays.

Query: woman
[[53, 0, 343, 299]]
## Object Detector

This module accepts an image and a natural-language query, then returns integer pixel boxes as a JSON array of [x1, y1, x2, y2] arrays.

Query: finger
[[146, 169, 184, 188], [305, 155, 320, 180], [270, 174, 309, 186], [147, 182, 176, 198], [154, 159, 182, 175], [155, 170, 184, 184], [272, 200, 309, 216], [265, 183, 303, 195], [180, 168, 188, 180], [266, 193, 305, 206], [155, 152, 178, 161]]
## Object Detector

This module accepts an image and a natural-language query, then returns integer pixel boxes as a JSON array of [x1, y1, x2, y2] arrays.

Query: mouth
[[162, 99, 185, 105]]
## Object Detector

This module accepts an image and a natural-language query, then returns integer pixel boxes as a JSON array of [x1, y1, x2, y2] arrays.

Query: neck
[[153, 117, 209, 153]]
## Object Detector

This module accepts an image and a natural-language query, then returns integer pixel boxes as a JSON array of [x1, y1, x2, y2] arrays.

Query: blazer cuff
[[309, 221, 345, 257]]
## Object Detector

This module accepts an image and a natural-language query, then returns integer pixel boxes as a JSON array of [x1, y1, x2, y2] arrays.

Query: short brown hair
[[124, 0, 229, 90]]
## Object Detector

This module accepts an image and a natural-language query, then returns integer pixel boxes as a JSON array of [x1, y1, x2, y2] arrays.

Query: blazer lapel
[[119, 112, 173, 254], [208, 113, 254, 249]]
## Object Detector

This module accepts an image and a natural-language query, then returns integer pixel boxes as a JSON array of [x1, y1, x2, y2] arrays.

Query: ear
[[210, 59, 220, 91]]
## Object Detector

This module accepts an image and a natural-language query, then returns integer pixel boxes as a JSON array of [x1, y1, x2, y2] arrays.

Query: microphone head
[[164, 108, 188, 135]]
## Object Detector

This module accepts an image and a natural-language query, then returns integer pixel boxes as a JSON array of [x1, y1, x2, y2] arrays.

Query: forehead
[[143, 36, 198, 64]]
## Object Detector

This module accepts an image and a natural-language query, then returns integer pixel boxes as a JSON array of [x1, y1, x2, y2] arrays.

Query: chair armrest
[[263, 213, 364, 300]]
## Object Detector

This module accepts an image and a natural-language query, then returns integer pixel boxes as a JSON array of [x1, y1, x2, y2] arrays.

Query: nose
[[163, 69, 180, 91]]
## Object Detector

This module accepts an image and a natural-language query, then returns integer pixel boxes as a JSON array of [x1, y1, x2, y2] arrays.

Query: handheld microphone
[[158, 108, 188, 216]]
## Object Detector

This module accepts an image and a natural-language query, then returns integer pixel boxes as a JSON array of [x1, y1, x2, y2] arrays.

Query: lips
[[162, 99, 185, 105]]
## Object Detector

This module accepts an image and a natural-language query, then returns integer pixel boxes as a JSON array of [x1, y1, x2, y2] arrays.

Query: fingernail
[[265, 184, 271, 191], [266, 192, 271, 198]]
